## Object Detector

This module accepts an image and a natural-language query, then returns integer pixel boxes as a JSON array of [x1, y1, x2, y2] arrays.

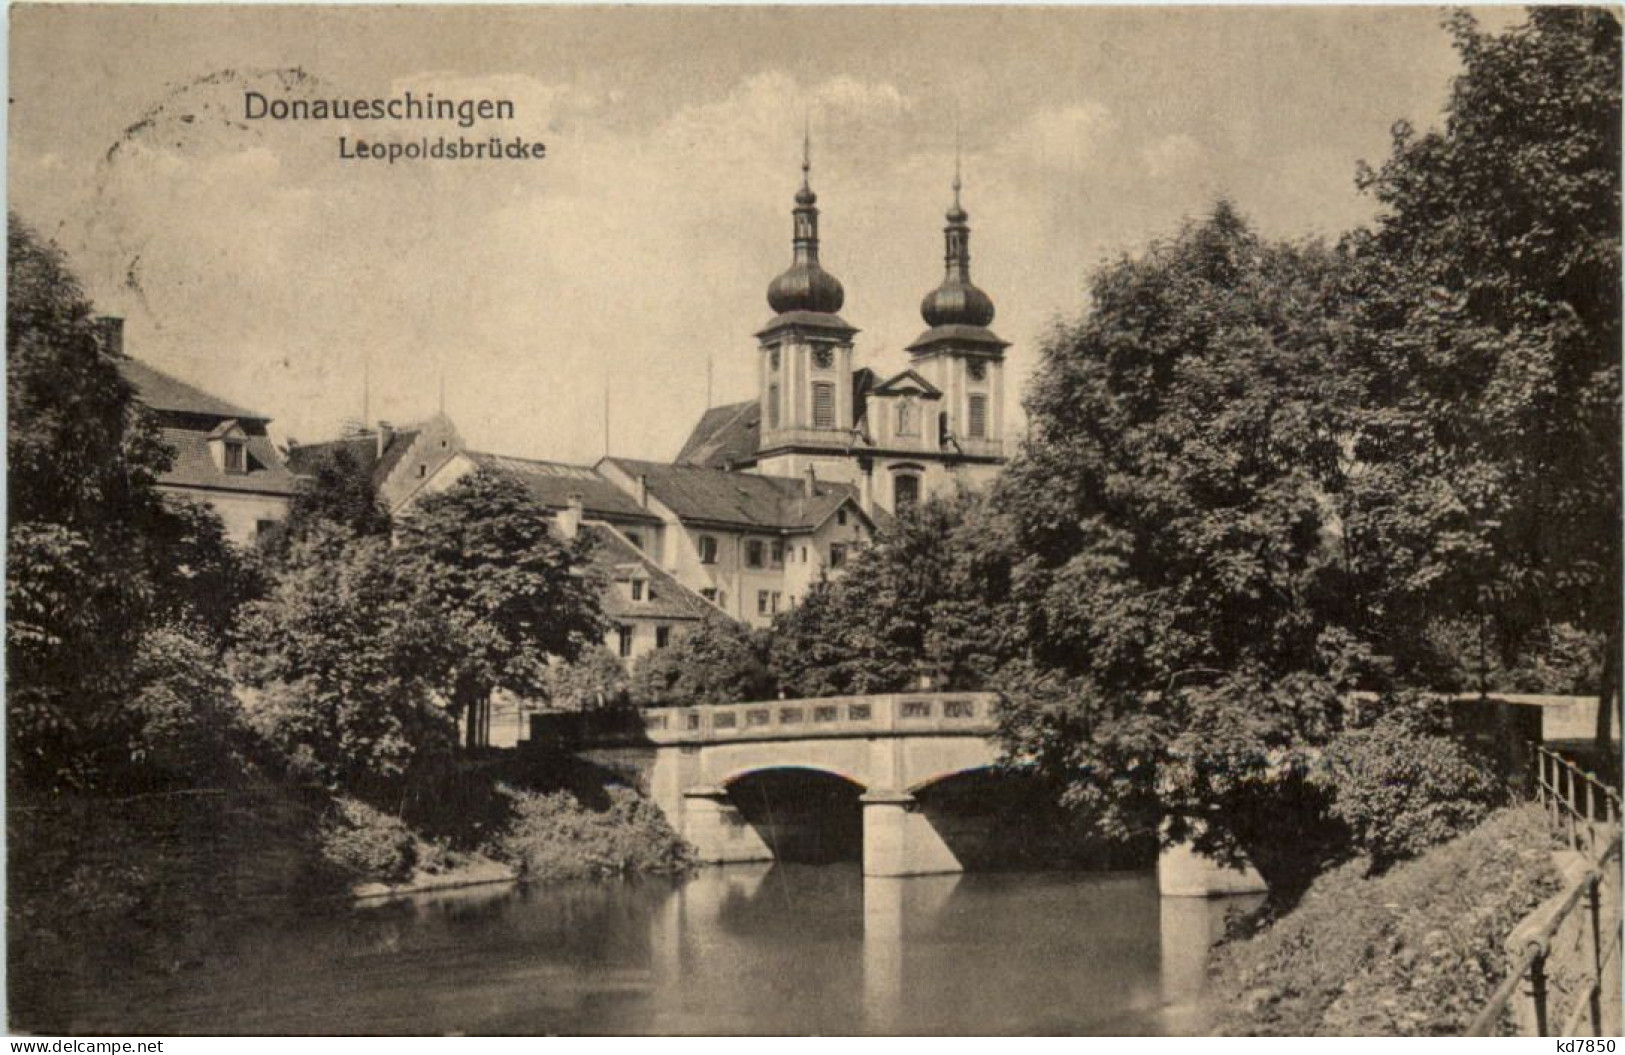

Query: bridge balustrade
[[637, 692, 1000, 745]]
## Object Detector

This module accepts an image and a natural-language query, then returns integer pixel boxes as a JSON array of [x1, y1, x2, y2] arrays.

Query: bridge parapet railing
[[636, 692, 1000, 745]]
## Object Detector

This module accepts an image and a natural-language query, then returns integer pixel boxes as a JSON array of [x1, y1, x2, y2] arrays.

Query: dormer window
[[630, 579, 645, 602], [207, 419, 250, 475]]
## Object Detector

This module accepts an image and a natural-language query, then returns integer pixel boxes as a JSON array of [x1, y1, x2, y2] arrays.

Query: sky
[[8, 5, 1525, 464]]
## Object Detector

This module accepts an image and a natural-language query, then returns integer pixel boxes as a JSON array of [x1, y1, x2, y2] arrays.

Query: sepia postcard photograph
[[4, 1, 1621, 1039]]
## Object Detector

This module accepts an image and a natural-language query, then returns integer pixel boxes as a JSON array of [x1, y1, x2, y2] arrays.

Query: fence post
[[1589, 875, 1605, 1036], [1528, 950, 1551, 1037]]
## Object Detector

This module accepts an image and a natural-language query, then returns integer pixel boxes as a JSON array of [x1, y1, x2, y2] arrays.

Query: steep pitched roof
[[155, 426, 301, 496], [118, 358, 268, 421], [676, 400, 759, 470], [583, 523, 713, 622], [284, 433, 408, 486], [603, 457, 866, 532], [468, 452, 661, 524]]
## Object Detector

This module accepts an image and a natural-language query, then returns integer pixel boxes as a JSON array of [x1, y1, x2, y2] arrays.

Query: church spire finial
[[767, 119, 845, 315]]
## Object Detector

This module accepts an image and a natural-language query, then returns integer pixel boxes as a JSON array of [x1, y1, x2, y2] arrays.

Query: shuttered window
[[968, 394, 988, 439], [813, 382, 835, 427]]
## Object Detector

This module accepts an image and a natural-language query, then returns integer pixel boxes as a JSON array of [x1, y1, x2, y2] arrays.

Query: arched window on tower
[[768, 383, 780, 429], [893, 472, 921, 513]]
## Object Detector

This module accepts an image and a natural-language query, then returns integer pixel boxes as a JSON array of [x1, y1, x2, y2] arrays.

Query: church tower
[[907, 160, 1009, 458], [754, 135, 860, 483]]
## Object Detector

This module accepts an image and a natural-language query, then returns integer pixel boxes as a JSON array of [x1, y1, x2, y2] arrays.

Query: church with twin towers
[[676, 140, 1011, 515], [174, 140, 1015, 657]]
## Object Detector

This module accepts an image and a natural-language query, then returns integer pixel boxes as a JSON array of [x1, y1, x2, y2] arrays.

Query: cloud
[[1006, 102, 1118, 173], [1143, 133, 1205, 179]]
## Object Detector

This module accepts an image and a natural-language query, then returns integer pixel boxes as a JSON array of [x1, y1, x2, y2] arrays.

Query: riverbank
[[6, 757, 694, 1034], [1207, 804, 1564, 1035]]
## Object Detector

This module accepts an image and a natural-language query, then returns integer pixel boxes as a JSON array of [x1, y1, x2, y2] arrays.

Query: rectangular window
[[968, 394, 988, 439], [770, 540, 785, 565], [771, 591, 781, 614], [714, 711, 737, 729], [779, 707, 804, 724], [254, 518, 278, 541], [630, 579, 645, 602], [656, 625, 671, 649], [625, 531, 643, 551], [837, 509, 847, 526], [223, 441, 246, 474], [848, 703, 872, 721], [901, 700, 933, 719], [813, 705, 839, 723], [813, 382, 835, 428], [944, 699, 977, 719], [701, 587, 717, 602], [757, 590, 770, 615], [829, 543, 847, 569], [699, 535, 718, 564], [746, 540, 765, 568], [768, 383, 780, 429], [617, 625, 633, 658]]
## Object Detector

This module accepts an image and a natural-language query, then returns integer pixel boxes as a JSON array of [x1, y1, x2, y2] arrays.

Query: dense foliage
[[394, 470, 607, 746], [630, 616, 774, 706], [492, 784, 694, 881], [7, 214, 257, 791], [1348, 9, 1621, 733], [769, 493, 1025, 696], [1313, 696, 1510, 871], [234, 525, 455, 797]]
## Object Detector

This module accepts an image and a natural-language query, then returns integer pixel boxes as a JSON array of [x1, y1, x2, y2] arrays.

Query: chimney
[[559, 493, 584, 539], [803, 464, 817, 498], [376, 420, 394, 459], [95, 316, 124, 358], [637, 473, 649, 508]]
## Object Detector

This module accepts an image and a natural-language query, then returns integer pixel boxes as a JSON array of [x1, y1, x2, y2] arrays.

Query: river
[[64, 865, 1254, 1035]]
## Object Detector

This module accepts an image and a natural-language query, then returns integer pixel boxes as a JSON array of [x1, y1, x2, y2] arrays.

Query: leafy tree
[[392, 470, 606, 747], [6, 214, 187, 788], [234, 525, 454, 796], [125, 626, 248, 789], [261, 442, 390, 560], [1349, 10, 1621, 744], [544, 647, 631, 711], [995, 204, 1377, 897], [769, 494, 1027, 696], [631, 616, 774, 707]]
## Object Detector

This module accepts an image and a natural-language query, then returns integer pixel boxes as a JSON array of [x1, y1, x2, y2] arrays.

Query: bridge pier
[[680, 785, 774, 865], [861, 789, 963, 877]]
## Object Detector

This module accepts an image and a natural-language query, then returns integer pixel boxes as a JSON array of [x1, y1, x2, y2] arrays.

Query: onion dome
[[767, 140, 846, 315], [920, 171, 996, 328]]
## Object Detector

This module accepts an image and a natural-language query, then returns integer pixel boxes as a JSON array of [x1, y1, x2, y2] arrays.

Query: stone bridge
[[608, 692, 1003, 877]]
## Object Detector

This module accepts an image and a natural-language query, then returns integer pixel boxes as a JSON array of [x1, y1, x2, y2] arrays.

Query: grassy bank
[[1208, 804, 1564, 1036]]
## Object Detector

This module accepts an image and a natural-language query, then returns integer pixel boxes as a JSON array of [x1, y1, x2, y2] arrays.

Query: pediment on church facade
[[872, 369, 943, 398]]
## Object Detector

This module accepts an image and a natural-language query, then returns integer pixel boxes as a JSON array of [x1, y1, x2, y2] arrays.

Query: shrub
[[491, 783, 693, 881], [126, 626, 247, 788], [1315, 697, 1509, 871], [318, 797, 417, 883]]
